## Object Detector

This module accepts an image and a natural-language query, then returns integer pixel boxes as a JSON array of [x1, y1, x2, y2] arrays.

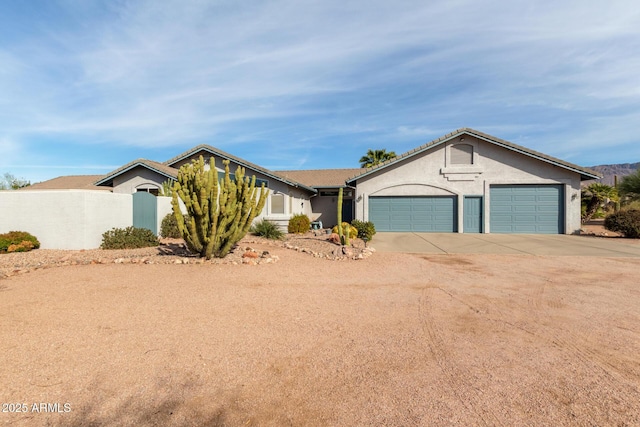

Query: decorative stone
[[327, 233, 341, 244], [243, 251, 259, 258]]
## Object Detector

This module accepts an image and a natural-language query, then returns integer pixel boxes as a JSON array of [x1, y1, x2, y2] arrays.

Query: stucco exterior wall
[[0, 190, 133, 249], [112, 167, 167, 194], [309, 189, 355, 228], [353, 136, 583, 234]]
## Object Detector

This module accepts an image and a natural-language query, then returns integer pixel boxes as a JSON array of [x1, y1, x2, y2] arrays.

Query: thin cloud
[[0, 0, 638, 180]]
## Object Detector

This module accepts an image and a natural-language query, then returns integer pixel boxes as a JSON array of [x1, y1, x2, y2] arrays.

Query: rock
[[182, 258, 190, 264], [174, 259, 183, 264], [242, 258, 256, 265], [341, 246, 353, 257], [243, 251, 259, 259], [261, 251, 270, 258], [328, 233, 341, 244], [356, 253, 364, 260]]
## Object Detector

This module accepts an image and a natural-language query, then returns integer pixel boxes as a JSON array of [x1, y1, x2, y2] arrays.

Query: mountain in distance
[[584, 162, 640, 186]]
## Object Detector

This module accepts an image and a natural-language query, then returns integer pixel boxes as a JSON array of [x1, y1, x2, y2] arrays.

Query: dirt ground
[[1, 240, 640, 426]]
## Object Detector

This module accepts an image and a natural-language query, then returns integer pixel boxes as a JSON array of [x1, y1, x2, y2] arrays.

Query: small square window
[[451, 144, 473, 165]]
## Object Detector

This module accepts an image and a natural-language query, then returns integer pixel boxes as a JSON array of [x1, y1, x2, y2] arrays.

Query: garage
[[369, 196, 457, 232], [490, 185, 564, 234]]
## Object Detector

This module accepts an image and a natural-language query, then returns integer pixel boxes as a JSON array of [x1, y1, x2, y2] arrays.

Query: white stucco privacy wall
[[0, 190, 133, 249], [156, 196, 174, 235]]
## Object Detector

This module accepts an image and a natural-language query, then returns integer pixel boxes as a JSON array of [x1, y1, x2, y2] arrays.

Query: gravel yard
[[1, 235, 639, 426]]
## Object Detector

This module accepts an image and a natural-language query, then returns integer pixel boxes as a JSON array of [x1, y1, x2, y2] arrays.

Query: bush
[[0, 231, 40, 253], [160, 213, 183, 238], [351, 220, 376, 241], [288, 214, 311, 234], [250, 219, 284, 240], [622, 200, 640, 211], [100, 227, 159, 249], [604, 210, 640, 238], [332, 222, 358, 239]]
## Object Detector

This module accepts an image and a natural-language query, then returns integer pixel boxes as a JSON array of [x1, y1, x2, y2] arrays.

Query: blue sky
[[1, 0, 638, 184]]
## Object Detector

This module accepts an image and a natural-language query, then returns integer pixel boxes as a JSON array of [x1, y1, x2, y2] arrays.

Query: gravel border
[[0, 232, 375, 279]]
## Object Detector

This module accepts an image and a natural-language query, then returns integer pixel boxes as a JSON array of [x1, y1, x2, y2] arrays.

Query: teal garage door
[[490, 185, 563, 234], [369, 196, 457, 232]]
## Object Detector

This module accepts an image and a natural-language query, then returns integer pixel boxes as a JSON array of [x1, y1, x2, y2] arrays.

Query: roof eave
[[346, 128, 601, 183], [168, 146, 317, 194], [95, 162, 177, 187], [463, 130, 603, 181]]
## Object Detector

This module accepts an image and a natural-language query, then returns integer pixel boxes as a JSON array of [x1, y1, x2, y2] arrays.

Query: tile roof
[[275, 168, 364, 187], [346, 128, 602, 183], [95, 159, 178, 186], [165, 144, 317, 193], [21, 175, 110, 191]]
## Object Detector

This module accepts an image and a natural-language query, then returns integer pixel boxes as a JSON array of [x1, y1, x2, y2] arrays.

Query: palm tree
[[619, 169, 640, 200], [359, 149, 397, 168], [581, 183, 619, 224]]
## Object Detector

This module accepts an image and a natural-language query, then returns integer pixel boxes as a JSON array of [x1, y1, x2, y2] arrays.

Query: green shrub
[[351, 220, 376, 241], [160, 213, 183, 238], [0, 231, 40, 253], [100, 227, 159, 249], [332, 222, 358, 239], [604, 210, 640, 238], [250, 219, 284, 240], [622, 200, 640, 211], [288, 214, 311, 234]]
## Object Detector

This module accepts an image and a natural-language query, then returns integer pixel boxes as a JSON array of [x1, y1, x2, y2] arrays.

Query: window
[[271, 194, 285, 214], [320, 190, 352, 197], [450, 144, 473, 165], [137, 188, 159, 196]]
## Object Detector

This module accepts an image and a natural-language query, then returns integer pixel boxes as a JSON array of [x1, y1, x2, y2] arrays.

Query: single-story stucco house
[[21, 128, 601, 236]]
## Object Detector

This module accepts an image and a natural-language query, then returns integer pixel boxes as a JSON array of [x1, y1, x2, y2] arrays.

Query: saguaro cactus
[[171, 156, 268, 259]]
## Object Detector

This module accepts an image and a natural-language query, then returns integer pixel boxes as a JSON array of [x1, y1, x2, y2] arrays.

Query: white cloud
[[0, 0, 638, 167]]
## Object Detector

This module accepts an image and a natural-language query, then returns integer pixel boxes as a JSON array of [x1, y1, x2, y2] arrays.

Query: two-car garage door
[[369, 196, 457, 232], [490, 185, 564, 234], [368, 185, 564, 234]]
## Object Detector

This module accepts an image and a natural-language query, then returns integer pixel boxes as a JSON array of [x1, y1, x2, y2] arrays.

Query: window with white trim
[[271, 193, 285, 214]]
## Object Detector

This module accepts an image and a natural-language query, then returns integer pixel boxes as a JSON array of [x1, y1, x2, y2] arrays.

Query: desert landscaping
[[1, 231, 640, 427]]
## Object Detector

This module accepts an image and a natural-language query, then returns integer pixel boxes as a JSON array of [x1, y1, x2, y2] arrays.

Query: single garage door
[[490, 185, 563, 234], [369, 196, 457, 232]]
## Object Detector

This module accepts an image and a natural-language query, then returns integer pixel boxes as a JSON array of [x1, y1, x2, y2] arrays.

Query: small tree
[[359, 149, 397, 168], [0, 173, 30, 190], [619, 169, 640, 201], [171, 156, 268, 259], [581, 183, 619, 224]]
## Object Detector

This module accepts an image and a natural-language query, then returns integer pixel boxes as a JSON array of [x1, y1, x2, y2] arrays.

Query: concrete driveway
[[371, 233, 640, 257]]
